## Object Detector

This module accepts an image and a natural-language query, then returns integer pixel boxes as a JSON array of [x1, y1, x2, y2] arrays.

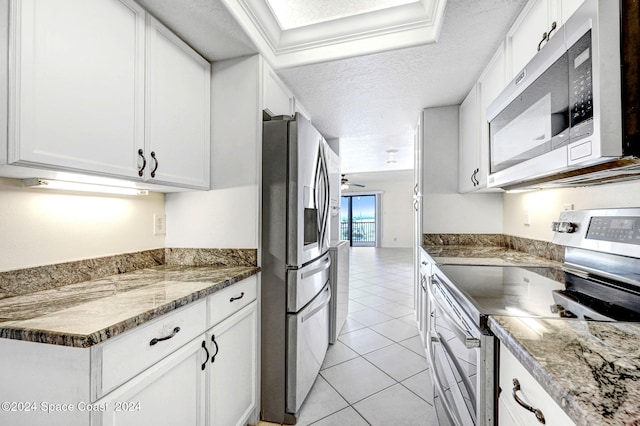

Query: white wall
[[504, 180, 640, 241], [343, 170, 414, 248], [0, 177, 165, 272], [165, 55, 261, 249], [422, 106, 503, 234]]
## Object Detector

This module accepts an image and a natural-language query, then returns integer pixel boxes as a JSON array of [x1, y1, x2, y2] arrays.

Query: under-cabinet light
[[23, 178, 149, 196]]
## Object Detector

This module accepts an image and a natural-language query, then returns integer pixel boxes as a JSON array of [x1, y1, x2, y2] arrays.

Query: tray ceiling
[[220, 0, 447, 68]]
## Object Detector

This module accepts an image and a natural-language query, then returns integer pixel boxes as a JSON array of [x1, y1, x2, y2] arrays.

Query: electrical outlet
[[153, 213, 166, 236], [562, 203, 574, 211]]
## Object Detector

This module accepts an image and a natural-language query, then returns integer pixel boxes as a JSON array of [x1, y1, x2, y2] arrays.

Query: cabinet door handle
[[230, 292, 245, 302], [210, 334, 220, 363], [547, 21, 557, 40], [512, 378, 546, 424], [138, 149, 146, 177], [537, 31, 548, 51], [150, 151, 159, 178], [149, 326, 180, 346], [201, 340, 209, 371]]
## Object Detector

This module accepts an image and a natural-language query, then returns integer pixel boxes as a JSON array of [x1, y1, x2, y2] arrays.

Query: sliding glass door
[[340, 195, 376, 247]]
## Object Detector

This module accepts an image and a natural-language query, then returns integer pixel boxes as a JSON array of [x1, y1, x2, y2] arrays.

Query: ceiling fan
[[341, 174, 365, 190]]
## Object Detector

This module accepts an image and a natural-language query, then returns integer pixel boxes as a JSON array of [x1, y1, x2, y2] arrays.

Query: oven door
[[427, 275, 487, 426]]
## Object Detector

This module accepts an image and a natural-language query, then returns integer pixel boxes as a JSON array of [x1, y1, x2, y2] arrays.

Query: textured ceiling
[[277, 0, 527, 172], [136, 0, 257, 61], [139, 0, 527, 174]]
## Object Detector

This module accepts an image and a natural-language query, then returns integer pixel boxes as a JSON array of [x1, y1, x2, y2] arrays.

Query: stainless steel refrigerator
[[261, 113, 332, 424]]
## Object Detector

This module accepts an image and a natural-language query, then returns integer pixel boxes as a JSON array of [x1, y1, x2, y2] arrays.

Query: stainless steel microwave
[[486, 0, 640, 190]]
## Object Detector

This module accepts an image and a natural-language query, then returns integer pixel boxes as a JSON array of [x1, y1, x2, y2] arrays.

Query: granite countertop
[[422, 244, 562, 267], [0, 265, 259, 348], [490, 316, 640, 425]]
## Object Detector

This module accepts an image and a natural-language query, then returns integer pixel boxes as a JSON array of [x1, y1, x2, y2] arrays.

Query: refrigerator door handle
[[317, 142, 331, 250]]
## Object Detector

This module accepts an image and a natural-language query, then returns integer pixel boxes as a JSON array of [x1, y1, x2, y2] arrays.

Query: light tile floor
[[290, 247, 439, 425]]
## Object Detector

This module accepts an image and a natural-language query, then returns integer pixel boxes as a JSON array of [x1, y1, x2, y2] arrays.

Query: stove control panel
[[553, 208, 640, 259], [586, 216, 640, 244]]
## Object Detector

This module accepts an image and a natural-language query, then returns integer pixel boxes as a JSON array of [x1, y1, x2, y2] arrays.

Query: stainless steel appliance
[[427, 208, 640, 426], [487, 0, 640, 190], [261, 114, 332, 424], [328, 240, 349, 344]]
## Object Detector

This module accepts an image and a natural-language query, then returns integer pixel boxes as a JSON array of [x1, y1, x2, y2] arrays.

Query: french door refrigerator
[[261, 113, 332, 424]]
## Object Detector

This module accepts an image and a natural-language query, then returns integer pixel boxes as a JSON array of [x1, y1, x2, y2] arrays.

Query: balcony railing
[[340, 220, 375, 244]]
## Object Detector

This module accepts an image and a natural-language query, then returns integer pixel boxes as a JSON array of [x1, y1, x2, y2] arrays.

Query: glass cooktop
[[436, 265, 566, 320], [435, 264, 640, 325]]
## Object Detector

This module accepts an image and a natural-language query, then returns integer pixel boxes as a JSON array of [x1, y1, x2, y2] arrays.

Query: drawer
[[208, 275, 257, 327], [95, 300, 207, 399], [498, 342, 574, 425]]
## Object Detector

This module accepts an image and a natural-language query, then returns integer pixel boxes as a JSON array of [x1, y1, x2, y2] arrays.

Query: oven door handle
[[427, 330, 473, 426], [429, 277, 481, 349]]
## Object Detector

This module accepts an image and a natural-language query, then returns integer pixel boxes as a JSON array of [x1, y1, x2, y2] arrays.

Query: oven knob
[[553, 221, 577, 233]]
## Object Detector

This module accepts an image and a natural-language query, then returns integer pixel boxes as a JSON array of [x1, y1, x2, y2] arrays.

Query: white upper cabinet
[[9, 0, 145, 179], [507, 0, 585, 79], [458, 85, 480, 193], [5, 0, 211, 190], [507, 0, 554, 79], [263, 66, 294, 117], [146, 16, 210, 189]]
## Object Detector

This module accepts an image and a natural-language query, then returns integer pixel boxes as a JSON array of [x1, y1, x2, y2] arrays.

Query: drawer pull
[[201, 340, 209, 371], [149, 327, 181, 346], [512, 378, 546, 424], [210, 334, 220, 363], [230, 292, 245, 302]]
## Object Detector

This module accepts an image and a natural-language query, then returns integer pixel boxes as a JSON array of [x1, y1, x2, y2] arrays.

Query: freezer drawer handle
[[301, 287, 331, 323], [210, 334, 220, 363], [201, 340, 209, 371], [230, 292, 245, 302], [149, 327, 180, 346], [512, 378, 546, 424], [301, 257, 331, 279]]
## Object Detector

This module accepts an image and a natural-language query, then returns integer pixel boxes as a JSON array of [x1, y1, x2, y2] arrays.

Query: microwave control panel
[[569, 30, 593, 139]]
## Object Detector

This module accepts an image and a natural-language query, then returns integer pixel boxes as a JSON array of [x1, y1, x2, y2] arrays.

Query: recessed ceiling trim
[[220, 0, 447, 69], [278, 3, 432, 51]]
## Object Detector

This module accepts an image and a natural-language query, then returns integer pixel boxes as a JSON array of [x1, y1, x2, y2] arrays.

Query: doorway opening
[[340, 194, 378, 247]]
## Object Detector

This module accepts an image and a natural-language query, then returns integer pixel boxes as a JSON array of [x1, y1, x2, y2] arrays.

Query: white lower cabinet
[[207, 302, 258, 426], [0, 276, 259, 426], [498, 341, 575, 425], [94, 280, 258, 426], [96, 337, 207, 426]]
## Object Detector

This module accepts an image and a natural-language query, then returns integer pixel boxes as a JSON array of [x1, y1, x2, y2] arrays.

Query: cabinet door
[[458, 86, 479, 193], [96, 337, 207, 426], [146, 16, 211, 189], [498, 342, 575, 425], [9, 0, 145, 179], [558, 0, 584, 25], [207, 302, 258, 426], [477, 43, 506, 188], [507, 0, 552, 79], [263, 67, 293, 117]]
